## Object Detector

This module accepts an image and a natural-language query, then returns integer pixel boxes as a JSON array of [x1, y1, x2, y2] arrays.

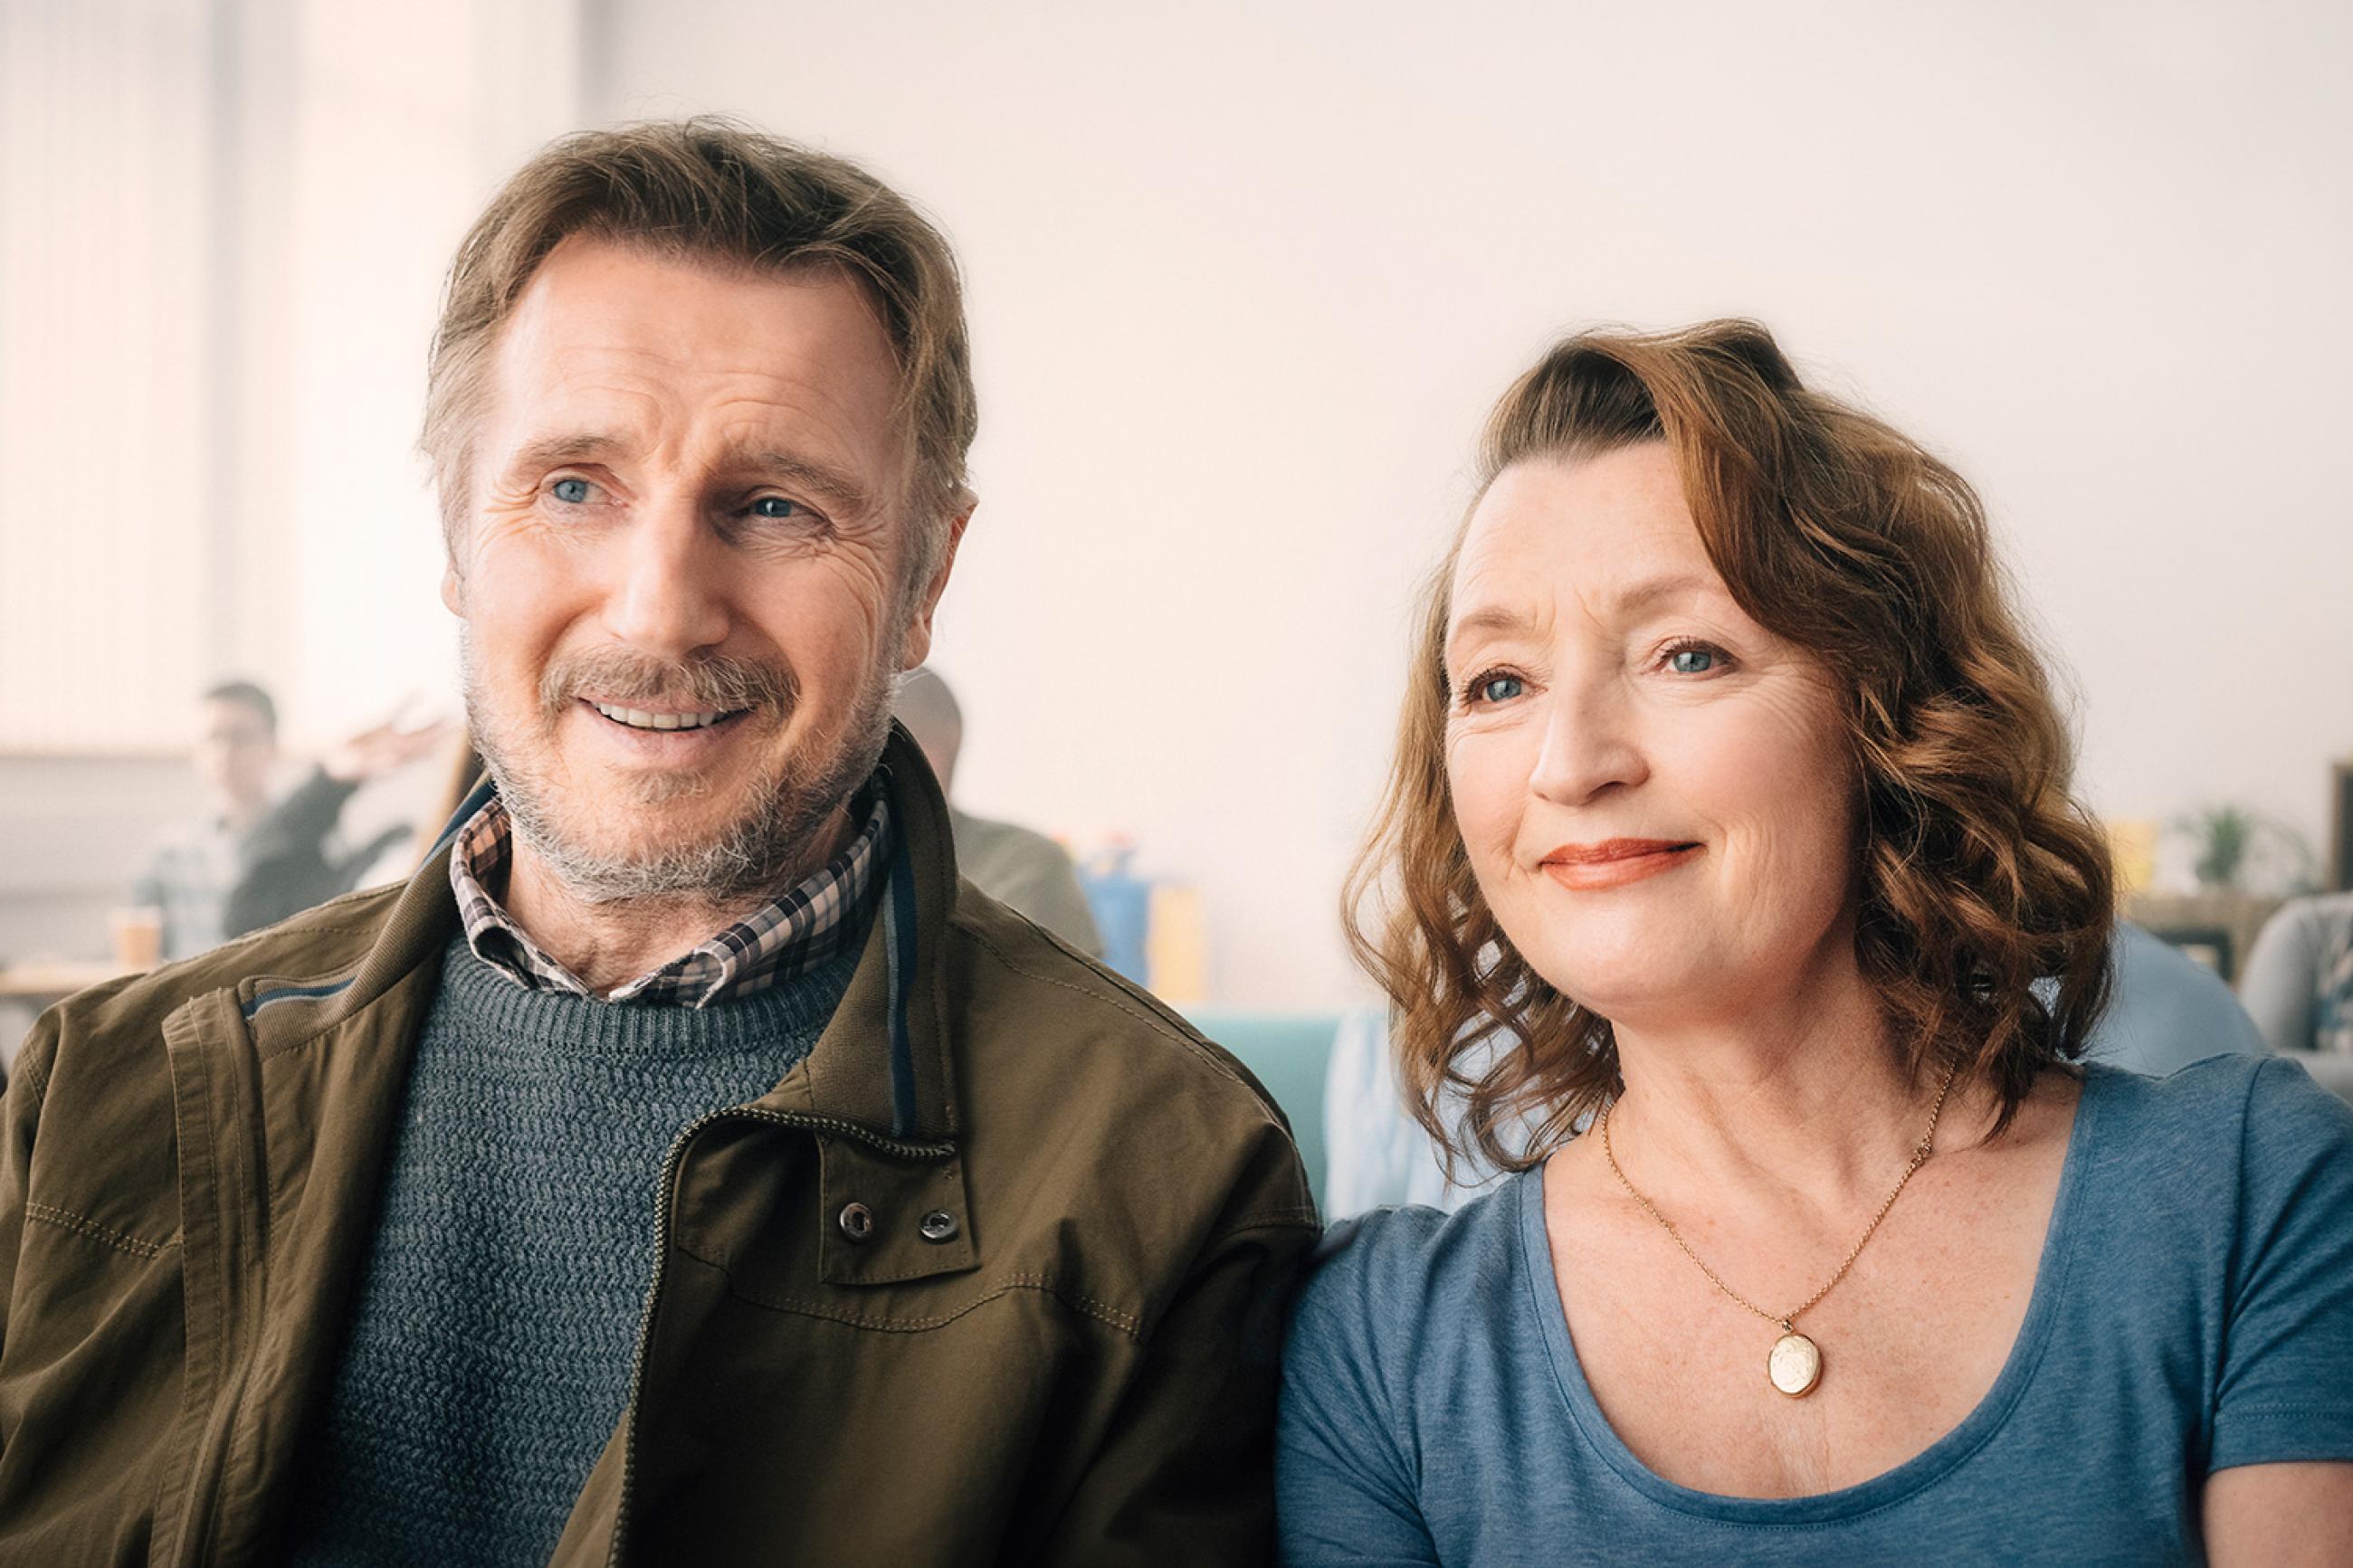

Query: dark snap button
[[837, 1202, 876, 1243], [919, 1210, 960, 1243]]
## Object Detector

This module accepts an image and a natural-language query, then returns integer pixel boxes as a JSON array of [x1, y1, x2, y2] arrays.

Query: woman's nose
[[1528, 679, 1648, 805]]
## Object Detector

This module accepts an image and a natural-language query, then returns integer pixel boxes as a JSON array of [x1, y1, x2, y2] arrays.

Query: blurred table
[[0, 963, 141, 1074], [0, 960, 137, 1010], [2123, 891, 2284, 984]]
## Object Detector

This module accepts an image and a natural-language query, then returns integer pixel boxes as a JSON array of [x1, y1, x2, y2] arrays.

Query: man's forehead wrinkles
[[537, 337, 853, 398]]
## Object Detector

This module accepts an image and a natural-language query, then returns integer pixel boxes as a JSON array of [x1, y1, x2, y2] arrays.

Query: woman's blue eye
[[550, 478, 591, 504], [751, 497, 799, 519], [1669, 648, 1716, 675], [1477, 674, 1523, 704]]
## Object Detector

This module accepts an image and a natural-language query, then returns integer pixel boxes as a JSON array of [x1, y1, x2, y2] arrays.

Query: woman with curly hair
[[1278, 322, 2353, 1563]]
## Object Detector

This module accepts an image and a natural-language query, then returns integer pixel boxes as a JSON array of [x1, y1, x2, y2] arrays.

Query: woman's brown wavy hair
[[1345, 319, 2115, 1174]]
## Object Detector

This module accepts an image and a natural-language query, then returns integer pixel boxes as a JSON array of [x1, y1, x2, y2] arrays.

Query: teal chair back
[[1183, 1011, 1340, 1215]]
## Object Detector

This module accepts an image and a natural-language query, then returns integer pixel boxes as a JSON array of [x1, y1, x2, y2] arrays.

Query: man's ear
[[898, 493, 976, 670], [441, 560, 466, 616]]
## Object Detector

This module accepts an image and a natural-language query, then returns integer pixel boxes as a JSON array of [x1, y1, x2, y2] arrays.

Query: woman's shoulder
[[2080, 1056, 2353, 1219], [1290, 1177, 1534, 1354], [2082, 1056, 2353, 1471], [2088, 1052, 2351, 1134]]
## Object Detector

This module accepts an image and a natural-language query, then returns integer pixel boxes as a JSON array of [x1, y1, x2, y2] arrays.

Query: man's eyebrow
[[500, 433, 874, 515], [736, 448, 872, 516], [508, 431, 630, 472]]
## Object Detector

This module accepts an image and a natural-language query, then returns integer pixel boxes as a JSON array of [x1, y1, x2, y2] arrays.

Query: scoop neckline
[[1517, 1065, 2105, 1525]]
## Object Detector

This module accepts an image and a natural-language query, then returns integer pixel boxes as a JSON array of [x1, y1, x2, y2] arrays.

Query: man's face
[[445, 237, 961, 902], [193, 698, 276, 813]]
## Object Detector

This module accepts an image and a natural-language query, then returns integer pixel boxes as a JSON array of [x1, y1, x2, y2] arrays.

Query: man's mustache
[[537, 649, 796, 718]]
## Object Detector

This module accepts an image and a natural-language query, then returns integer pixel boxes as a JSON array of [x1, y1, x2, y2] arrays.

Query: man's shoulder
[[944, 892, 1310, 1208], [949, 809, 1074, 875], [947, 891, 1263, 1098], [30, 879, 414, 1073]]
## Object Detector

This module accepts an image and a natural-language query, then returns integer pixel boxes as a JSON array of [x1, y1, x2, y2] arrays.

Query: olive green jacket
[[0, 730, 1319, 1564]]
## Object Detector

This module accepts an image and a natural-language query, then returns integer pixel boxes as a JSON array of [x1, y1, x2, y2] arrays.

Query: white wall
[[547, 3, 2346, 1005], [0, 0, 581, 758], [282, 0, 584, 745]]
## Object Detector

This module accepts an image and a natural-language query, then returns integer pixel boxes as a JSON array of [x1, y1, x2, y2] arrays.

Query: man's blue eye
[[1479, 675, 1523, 703], [751, 497, 799, 519], [551, 478, 591, 504], [1669, 648, 1716, 674]]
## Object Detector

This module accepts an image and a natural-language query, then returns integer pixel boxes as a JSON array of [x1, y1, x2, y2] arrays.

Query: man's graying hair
[[422, 118, 977, 579]]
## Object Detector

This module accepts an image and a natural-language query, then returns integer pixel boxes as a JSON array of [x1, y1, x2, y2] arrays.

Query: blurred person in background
[[0, 119, 1311, 1565], [1280, 322, 2353, 1563], [130, 679, 446, 958], [411, 729, 490, 864], [894, 665, 1102, 956], [2240, 891, 2353, 1056]]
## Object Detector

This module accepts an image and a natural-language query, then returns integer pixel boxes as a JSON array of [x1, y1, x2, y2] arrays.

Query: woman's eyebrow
[[1447, 571, 1719, 654], [1445, 603, 1539, 658], [1608, 570, 1717, 615]]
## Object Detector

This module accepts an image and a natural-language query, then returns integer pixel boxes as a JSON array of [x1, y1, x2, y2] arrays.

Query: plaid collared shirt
[[448, 780, 892, 1007]]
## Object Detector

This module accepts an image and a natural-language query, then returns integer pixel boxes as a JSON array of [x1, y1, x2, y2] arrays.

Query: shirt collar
[[447, 777, 892, 1008]]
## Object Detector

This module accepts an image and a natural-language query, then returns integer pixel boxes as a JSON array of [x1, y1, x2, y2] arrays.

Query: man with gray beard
[[0, 120, 1316, 1566]]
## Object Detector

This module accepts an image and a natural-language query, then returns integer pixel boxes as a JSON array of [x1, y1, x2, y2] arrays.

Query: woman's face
[[1443, 443, 1858, 1031]]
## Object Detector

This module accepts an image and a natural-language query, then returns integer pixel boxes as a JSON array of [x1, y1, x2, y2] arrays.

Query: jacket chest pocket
[[664, 1120, 983, 1323]]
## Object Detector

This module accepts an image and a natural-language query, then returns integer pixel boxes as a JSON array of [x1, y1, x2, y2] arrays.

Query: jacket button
[[837, 1202, 876, 1243], [919, 1210, 960, 1243]]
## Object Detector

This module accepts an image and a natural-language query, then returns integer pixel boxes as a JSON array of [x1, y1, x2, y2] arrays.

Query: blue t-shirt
[[1278, 1058, 2353, 1565]]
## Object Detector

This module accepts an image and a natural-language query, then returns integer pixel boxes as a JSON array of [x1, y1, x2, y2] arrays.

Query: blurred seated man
[[895, 665, 1103, 956], [1324, 922, 2272, 1216], [2240, 890, 2353, 1055], [132, 681, 445, 958]]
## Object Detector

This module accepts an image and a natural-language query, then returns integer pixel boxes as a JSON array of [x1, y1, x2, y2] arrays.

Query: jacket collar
[[791, 722, 963, 1145], [243, 722, 966, 1150]]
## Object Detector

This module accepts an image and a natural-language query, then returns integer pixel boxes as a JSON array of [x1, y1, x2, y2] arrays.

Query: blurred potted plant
[[2172, 803, 2317, 895]]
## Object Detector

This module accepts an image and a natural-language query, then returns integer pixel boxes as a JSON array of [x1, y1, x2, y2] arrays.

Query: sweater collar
[[244, 723, 965, 1149], [443, 783, 892, 1007]]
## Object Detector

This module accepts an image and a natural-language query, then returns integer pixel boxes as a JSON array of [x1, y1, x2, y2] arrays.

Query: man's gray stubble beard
[[458, 622, 900, 908]]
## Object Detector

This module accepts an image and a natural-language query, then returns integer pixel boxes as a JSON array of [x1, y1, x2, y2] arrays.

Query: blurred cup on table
[[108, 907, 164, 971], [2105, 818, 2160, 897]]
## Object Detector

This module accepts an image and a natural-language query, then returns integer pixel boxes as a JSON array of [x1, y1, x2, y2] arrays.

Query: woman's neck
[[1601, 957, 1974, 1211]]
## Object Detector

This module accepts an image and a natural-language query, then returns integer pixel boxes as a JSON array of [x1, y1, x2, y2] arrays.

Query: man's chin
[[511, 780, 853, 907], [595, 769, 725, 810], [524, 828, 770, 906]]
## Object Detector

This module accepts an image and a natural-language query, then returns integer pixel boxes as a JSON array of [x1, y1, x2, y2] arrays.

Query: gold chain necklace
[[1597, 1060, 1959, 1399]]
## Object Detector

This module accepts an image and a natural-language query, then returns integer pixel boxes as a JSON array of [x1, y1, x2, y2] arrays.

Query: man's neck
[[500, 805, 853, 996]]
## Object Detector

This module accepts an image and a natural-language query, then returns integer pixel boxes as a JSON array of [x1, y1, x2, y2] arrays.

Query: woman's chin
[[1530, 955, 1721, 1029]]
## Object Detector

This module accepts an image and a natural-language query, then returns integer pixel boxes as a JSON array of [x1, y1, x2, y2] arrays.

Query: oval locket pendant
[[1767, 1331, 1823, 1397]]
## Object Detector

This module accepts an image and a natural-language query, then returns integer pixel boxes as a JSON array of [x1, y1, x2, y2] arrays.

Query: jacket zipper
[[605, 1106, 956, 1566]]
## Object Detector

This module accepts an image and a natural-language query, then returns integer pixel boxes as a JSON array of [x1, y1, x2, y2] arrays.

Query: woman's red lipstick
[[1538, 838, 1702, 890]]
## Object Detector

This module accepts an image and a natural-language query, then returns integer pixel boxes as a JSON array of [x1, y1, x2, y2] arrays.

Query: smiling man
[[0, 121, 1316, 1566]]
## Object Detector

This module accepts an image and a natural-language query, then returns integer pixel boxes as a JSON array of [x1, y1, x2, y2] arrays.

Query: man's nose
[[599, 498, 732, 660], [1528, 676, 1648, 806]]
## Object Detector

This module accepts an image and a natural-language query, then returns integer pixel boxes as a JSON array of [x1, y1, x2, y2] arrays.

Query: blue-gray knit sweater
[[281, 930, 858, 1566]]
